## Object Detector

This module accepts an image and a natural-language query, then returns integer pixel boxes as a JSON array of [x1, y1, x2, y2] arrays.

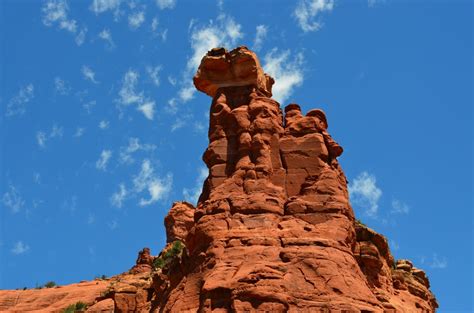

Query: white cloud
[[390, 240, 399, 251], [187, 14, 243, 74], [294, 0, 334, 32], [133, 159, 172, 206], [430, 254, 448, 269], [119, 137, 157, 164], [151, 17, 159, 31], [171, 117, 186, 132], [6, 84, 34, 117], [82, 65, 99, 84], [42, 0, 77, 33], [36, 124, 63, 148], [391, 199, 410, 214], [98, 29, 115, 48], [117, 69, 156, 120], [349, 171, 382, 217], [128, 11, 145, 29], [118, 70, 143, 105], [54, 77, 70, 95], [74, 127, 85, 137], [1, 184, 25, 214], [168, 13, 243, 110], [50, 124, 64, 138], [368, 0, 385, 7], [137, 101, 155, 120], [110, 183, 127, 208], [11, 241, 30, 255], [183, 167, 208, 205], [253, 25, 268, 51], [156, 0, 176, 10], [36, 131, 47, 148], [75, 27, 87, 46], [90, 0, 121, 14], [99, 120, 109, 129], [96, 149, 112, 171], [263, 49, 304, 103], [146, 65, 161, 87], [178, 85, 195, 102]]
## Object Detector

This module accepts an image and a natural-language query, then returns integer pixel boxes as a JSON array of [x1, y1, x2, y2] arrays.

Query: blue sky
[[0, 0, 472, 311]]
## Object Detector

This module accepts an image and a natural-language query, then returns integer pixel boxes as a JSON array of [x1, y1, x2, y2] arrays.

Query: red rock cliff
[[151, 46, 438, 312], [0, 46, 437, 312]]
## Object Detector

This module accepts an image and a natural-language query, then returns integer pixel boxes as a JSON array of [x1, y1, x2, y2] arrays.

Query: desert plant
[[44, 281, 56, 288], [153, 240, 185, 269], [62, 301, 88, 313]]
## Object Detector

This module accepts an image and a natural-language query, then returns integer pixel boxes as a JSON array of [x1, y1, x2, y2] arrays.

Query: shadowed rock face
[[0, 46, 437, 312]]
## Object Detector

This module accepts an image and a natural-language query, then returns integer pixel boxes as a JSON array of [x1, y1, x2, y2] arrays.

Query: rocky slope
[[0, 46, 437, 312]]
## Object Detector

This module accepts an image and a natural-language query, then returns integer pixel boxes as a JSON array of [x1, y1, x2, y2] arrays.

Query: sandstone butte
[[0, 46, 438, 313]]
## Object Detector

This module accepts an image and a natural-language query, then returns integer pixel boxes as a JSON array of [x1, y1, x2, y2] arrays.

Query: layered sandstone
[[0, 46, 437, 312], [149, 46, 437, 312]]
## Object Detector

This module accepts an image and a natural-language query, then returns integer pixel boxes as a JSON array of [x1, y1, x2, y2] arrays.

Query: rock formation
[[0, 46, 437, 312]]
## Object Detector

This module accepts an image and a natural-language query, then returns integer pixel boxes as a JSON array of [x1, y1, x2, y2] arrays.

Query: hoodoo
[[150, 46, 438, 312], [0, 46, 437, 312]]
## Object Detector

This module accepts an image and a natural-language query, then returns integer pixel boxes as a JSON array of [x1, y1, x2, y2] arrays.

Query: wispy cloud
[[391, 199, 410, 214], [61, 195, 78, 214], [82, 65, 99, 84], [430, 254, 448, 269], [6, 84, 34, 117], [90, 0, 121, 14], [349, 171, 382, 217], [118, 69, 142, 105], [99, 120, 110, 129], [36, 131, 48, 148], [146, 65, 161, 87], [11, 241, 30, 255], [294, 0, 334, 32], [75, 27, 87, 45], [263, 49, 304, 103], [98, 29, 115, 48], [368, 0, 385, 8], [119, 137, 157, 165], [36, 124, 63, 149], [183, 167, 208, 205], [156, 0, 176, 10], [96, 149, 112, 171], [133, 159, 172, 206], [1, 184, 25, 214], [116, 69, 156, 120], [253, 25, 268, 51], [42, 0, 77, 33], [110, 183, 127, 208], [128, 11, 145, 29], [137, 101, 156, 120], [74, 127, 85, 138], [54, 77, 70, 95], [168, 13, 243, 112]]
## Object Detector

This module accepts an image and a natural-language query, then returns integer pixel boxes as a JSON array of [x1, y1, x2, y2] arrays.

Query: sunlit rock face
[[154, 46, 438, 312], [0, 47, 437, 312]]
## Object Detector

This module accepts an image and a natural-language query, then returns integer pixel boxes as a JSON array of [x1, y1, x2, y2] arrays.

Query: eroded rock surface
[[0, 46, 437, 312], [150, 46, 438, 312]]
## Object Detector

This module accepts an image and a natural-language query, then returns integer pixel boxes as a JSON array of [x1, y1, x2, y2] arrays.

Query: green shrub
[[62, 301, 88, 313], [153, 240, 185, 269], [44, 281, 56, 288]]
